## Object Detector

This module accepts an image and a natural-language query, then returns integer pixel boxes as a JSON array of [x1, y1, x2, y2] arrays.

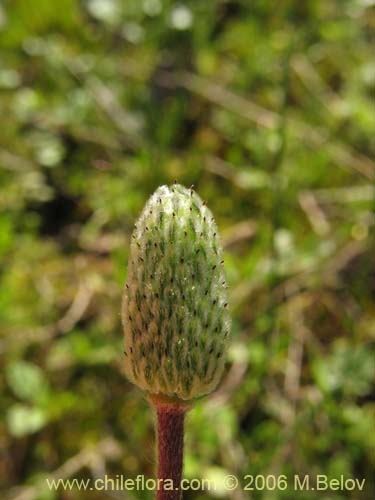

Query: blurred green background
[[0, 0, 374, 499]]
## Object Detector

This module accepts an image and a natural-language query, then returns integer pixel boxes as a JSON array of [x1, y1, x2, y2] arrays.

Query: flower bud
[[122, 184, 230, 401]]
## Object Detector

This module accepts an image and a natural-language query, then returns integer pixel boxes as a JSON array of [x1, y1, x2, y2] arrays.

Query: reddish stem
[[153, 403, 188, 500]]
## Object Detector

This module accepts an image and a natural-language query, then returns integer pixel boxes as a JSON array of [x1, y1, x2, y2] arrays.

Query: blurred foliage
[[0, 0, 374, 499]]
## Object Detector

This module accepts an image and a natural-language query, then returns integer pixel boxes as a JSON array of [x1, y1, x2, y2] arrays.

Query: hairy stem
[[153, 401, 188, 500]]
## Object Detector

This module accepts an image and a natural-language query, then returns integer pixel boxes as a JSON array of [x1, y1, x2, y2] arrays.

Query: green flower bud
[[122, 184, 230, 401]]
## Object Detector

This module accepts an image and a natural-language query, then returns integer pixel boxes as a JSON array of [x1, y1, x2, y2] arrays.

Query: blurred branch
[[298, 191, 331, 236], [178, 71, 278, 128], [206, 356, 249, 409], [86, 76, 142, 147], [0, 279, 93, 353], [56, 279, 93, 334], [284, 300, 309, 417], [76, 50, 375, 181], [7, 437, 124, 500], [291, 53, 344, 114], [262, 297, 313, 475], [274, 239, 368, 303], [222, 220, 257, 249], [312, 185, 374, 204], [229, 237, 369, 327], [0, 150, 35, 172], [204, 156, 246, 185], [65, 61, 142, 150], [176, 72, 374, 180]]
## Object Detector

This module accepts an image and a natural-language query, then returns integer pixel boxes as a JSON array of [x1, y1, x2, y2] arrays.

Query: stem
[[152, 400, 189, 500]]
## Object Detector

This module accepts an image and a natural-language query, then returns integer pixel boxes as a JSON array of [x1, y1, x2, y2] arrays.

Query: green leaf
[[6, 404, 47, 437], [6, 361, 49, 403]]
